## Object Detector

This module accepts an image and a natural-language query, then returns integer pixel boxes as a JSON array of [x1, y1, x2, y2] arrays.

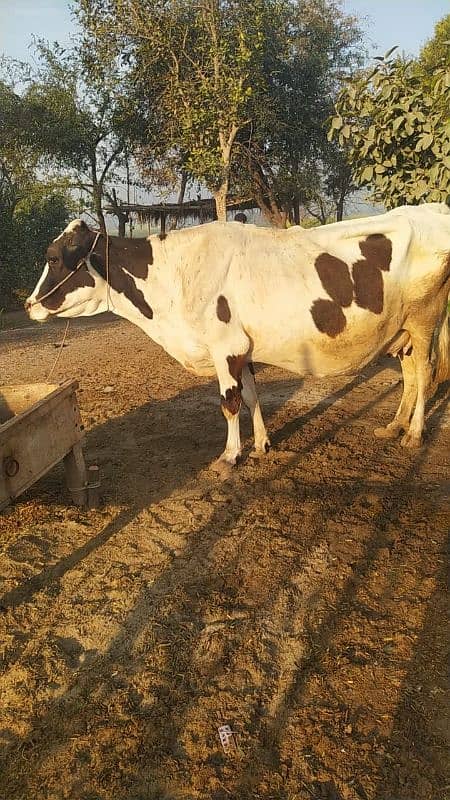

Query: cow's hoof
[[373, 424, 401, 439], [249, 439, 271, 458], [400, 432, 422, 449]]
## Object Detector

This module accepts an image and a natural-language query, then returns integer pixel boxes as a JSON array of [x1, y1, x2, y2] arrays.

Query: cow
[[26, 204, 450, 473]]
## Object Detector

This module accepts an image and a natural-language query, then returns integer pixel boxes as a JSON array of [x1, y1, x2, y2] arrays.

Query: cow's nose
[[24, 300, 32, 314]]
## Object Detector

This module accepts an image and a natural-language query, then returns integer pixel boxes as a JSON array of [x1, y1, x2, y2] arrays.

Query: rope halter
[[30, 231, 103, 307]]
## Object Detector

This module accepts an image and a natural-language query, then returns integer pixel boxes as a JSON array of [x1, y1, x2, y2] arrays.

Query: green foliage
[[76, 0, 363, 223], [236, 0, 363, 224], [77, 0, 269, 198], [330, 50, 450, 207], [419, 14, 450, 70], [0, 79, 73, 307], [0, 192, 72, 308], [1, 40, 135, 230]]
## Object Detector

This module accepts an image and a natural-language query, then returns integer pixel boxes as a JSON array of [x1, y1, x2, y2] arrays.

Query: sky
[[0, 0, 449, 64]]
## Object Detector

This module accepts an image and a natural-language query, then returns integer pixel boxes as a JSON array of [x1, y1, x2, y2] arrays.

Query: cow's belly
[[155, 302, 403, 380], [254, 343, 379, 377], [251, 317, 401, 377]]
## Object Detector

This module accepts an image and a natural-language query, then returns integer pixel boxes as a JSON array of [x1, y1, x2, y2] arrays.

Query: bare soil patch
[[0, 313, 449, 800]]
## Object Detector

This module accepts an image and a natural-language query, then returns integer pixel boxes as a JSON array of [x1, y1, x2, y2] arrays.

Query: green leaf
[[360, 165, 374, 181], [419, 132, 434, 150], [331, 115, 343, 130]]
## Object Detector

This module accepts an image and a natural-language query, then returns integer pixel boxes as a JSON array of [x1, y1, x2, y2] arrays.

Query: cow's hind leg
[[374, 351, 417, 439], [400, 337, 433, 449], [241, 363, 271, 456]]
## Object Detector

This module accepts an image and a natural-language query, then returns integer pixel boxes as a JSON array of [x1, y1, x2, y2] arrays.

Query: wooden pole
[[63, 442, 88, 507]]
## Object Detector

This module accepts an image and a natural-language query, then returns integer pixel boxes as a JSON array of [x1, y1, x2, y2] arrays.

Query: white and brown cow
[[26, 205, 450, 470]]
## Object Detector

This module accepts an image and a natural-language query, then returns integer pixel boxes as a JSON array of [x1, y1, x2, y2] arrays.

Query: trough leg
[[63, 442, 88, 506]]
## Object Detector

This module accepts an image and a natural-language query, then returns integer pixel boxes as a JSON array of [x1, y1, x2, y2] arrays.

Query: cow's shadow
[[0, 358, 394, 613]]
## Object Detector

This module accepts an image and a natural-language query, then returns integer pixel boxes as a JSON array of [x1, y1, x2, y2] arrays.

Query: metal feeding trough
[[0, 379, 100, 511]]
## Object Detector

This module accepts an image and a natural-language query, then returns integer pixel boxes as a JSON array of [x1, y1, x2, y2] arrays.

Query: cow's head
[[25, 220, 106, 321]]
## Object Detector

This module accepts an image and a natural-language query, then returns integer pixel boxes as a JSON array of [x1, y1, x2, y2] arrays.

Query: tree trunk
[[215, 124, 239, 222], [250, 162, 287, 228], [170, 171, 188, 231], [116, 211, 127, 237], [261, 203, 287, 228], [93, 184, 106, 233], [336, 190, 345, 222], [108, 189, 129, 236], [214, 180, 228, 222]]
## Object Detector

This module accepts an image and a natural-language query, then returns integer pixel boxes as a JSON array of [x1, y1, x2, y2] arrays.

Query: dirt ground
[[0, 312, 448, 800]]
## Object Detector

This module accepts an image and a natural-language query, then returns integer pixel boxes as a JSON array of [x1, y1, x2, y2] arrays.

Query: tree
[[419, 13, 450, 71], [235, 0, 363, 226], [77, 0, 362, 225], [330, 49, 450, 207], [77, 0, 273, 221], [7, 40, 135, 232], [0, 80, 72, 307], [300, 141, 356, 224]]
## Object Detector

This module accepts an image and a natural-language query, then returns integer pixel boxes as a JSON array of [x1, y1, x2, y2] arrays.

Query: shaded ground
[[0, 313, 449, 800]]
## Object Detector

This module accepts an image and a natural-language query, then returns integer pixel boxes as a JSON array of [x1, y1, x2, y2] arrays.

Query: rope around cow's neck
[[47, 319, 70, 381], [30, 231, 103, 307]]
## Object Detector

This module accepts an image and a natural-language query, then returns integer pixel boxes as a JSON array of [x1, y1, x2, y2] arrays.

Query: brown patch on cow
[[91, 253, 153, 319], [352, 260, 384, 315], [310, 299, 346, 338], [220, 354, 248, 415], [359, 234, 392, 271], [315, 253, 354, 307], [108, 237, 152, 279], [227, 354, 247, 385], [217, 295, 231, 323], [221, 386, 242, 416]]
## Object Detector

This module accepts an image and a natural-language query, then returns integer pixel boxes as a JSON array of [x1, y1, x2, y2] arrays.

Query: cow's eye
[[48, 256, 58, 265]]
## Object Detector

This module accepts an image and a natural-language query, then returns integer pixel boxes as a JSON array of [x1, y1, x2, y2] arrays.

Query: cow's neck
[[98, 271, 174, 354], [91, 236, 197, 365]]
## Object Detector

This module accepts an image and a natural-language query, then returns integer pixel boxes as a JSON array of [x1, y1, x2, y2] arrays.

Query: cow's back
[[146, 207, 450, 378]]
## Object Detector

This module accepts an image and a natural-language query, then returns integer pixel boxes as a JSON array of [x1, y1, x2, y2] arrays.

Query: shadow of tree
[[371, 534, 449, 800], [227, 388, 449, 799]]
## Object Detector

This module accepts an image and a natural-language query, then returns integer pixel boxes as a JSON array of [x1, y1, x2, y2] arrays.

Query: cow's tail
[[432, 293, 450, 386]]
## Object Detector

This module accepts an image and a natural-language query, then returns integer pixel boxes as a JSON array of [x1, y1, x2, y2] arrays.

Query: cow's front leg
[[241, 363, 271, 456], [211, 352, 247, 473]]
